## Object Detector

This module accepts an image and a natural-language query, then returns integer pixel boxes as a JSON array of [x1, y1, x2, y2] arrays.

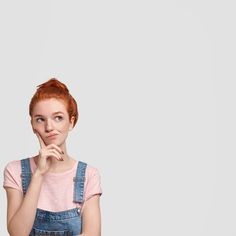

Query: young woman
[[3, 78, 102, 236]]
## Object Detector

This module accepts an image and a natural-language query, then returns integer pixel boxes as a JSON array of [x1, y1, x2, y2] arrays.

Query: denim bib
[[21, 158, 87, 236]]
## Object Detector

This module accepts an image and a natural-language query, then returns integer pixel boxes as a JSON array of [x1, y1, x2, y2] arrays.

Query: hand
[[34, 130, 64, 175]]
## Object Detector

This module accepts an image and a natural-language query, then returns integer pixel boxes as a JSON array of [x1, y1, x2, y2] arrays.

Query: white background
[[0, 0, 234, 235]]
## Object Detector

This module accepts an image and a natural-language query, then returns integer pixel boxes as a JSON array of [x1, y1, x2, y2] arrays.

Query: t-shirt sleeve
[[3, 160, 22, 192], [84, 166, 102, 201]]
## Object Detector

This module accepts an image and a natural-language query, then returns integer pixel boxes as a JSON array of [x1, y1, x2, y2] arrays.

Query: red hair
[[29, 78, 78, 127]]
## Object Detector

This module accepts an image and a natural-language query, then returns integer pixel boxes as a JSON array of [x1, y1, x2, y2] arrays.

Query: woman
[[3, 78, 102, 236]]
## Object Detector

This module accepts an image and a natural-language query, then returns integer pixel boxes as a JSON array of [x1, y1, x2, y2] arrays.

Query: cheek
[[32, 122, 41, 129], [59, 124, 71, 132], [31, 123, 38, 132], [32, 123, 44, 134]]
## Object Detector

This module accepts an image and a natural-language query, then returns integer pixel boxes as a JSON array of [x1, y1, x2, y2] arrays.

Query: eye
[[35, 117, 44, 123], [55, 116, 63, 121]]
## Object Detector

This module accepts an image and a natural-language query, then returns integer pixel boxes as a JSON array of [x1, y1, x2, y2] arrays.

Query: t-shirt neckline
[[30, 157, 78, 176]]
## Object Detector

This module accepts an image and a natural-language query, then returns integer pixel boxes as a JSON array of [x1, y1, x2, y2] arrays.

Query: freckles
[[62, 127, 70, 132]]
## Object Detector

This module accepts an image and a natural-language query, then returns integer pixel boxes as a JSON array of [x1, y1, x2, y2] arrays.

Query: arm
[[6, 131, 64, 236], [80, 194, 101, 236], [6, 171, 44, 236], [5, 131, 64, 236]]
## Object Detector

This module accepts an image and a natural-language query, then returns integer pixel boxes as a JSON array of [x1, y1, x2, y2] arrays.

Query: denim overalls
[[21, 158, 87, 236]]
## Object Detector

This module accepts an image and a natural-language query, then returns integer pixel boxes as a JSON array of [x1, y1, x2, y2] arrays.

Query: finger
[[45, 151, 62, 161], [46, 144, 64, 154], [48, 149, 63, 161], [34, 130, 46, 148]]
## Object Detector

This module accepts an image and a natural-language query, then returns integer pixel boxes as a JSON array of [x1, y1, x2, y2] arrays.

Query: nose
[[45, 119, 53, 132]]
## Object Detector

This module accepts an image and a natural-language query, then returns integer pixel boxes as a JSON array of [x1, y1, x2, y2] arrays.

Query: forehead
[[32, 98, 67, 115]]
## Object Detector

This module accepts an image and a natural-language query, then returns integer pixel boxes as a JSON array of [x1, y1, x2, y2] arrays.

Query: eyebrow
[[33, 111, 65, 117]]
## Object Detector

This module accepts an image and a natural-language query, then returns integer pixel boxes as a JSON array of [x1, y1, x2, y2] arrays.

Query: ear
[[69, 116, 75, 131]]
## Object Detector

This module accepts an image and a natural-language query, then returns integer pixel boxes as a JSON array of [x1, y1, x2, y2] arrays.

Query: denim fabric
[[21, 158, 87, 236], [21, 158, 32, 194]]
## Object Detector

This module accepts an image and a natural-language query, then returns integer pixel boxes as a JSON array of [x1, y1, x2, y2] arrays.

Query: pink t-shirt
[[3, 157, 102, 212]]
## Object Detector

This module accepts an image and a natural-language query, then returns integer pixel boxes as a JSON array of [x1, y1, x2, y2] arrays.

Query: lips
[[47, 134, 58, 138]]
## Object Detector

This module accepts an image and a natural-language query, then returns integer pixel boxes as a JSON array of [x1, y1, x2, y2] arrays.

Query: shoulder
[[4, 157, 34, 175], [83, 162, 102, 187], [3, 159, 25, 192], [84, 163, 101, 178], [81, 162, 102, 200], [4, 159, 22, 173], [77, 161, 102, 183]]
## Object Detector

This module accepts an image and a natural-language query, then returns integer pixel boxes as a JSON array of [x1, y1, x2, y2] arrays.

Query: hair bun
[[37, 78, 69, 94]]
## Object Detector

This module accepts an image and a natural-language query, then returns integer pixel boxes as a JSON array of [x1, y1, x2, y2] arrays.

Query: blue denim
[[21, 158, 87, 236]]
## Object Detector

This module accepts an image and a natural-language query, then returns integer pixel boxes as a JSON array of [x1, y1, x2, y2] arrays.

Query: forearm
[[8, 171, 43, 236]]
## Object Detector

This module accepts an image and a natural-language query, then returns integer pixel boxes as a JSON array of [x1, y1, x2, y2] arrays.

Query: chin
[[54, 141, 65, 147], [46, 140, 60, 146]]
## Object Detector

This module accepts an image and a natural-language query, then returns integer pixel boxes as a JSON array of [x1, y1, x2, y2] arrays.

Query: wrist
[[33, 169, 44, 179]]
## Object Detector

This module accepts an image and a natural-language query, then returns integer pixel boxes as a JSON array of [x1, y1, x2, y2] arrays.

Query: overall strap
[[73, 161, 87, 203], [20, 158, 32, 195]]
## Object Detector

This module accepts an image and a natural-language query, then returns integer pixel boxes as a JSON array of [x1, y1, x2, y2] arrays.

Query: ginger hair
[[29, 78, 78, 127]]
